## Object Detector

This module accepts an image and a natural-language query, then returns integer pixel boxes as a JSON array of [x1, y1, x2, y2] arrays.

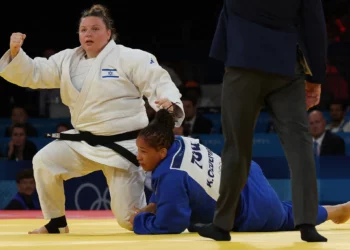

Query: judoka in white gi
[[0, 4, 184, 234]]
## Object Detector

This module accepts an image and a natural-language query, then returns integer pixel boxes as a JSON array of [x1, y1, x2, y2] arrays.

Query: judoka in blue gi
[[129, 109, 350, 235]]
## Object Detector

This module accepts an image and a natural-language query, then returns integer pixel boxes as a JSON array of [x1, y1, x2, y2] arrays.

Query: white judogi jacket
[[0, 40, 184, 169]]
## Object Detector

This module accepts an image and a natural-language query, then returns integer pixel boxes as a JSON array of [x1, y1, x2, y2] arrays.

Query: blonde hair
[[80, 4, 118, 41]]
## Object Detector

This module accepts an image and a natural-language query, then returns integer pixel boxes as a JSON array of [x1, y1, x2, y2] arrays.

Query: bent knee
[[32, 150, 46, 171], [32, 147, 61, 177], [32, 150, 52, 182], [116, 215, 133, 231], [113, 208, 134, 231]]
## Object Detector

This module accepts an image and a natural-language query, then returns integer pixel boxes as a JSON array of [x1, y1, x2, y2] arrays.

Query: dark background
[[0, 0, 349, 117]]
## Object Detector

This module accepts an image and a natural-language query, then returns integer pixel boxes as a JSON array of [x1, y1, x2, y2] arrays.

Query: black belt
[[45, 130, 141, 167]]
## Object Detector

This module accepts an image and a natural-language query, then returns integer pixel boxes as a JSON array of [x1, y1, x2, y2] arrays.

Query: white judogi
[[0, 40, 184, 230]]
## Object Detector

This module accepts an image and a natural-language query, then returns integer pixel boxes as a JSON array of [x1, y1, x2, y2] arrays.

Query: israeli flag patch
[[101, 68, 119, 78]]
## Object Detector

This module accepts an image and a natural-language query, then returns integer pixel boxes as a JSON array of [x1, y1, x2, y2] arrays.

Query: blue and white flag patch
[[101, 68, 119, 78]]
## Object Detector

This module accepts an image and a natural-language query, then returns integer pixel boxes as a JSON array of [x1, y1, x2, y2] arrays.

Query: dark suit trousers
[[214, 61, 319, 231]]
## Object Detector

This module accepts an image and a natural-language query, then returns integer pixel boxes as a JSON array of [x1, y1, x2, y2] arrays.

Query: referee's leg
[[264, 63, 327, 242]]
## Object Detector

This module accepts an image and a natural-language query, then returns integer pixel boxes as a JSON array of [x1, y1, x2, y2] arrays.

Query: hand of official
[[10, 33, 26, 59], [305, 81, 321, 110]]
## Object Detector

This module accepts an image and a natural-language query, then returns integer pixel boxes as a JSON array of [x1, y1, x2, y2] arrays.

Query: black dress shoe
[[194, 223, 231, 241], [298, 224, 327, 242]]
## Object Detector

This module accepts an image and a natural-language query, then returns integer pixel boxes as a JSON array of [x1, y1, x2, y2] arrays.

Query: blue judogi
[[133, 136, 327, 234], [234, 162, 327, 232]]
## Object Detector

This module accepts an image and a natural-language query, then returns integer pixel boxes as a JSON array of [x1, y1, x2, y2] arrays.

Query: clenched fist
[[10, 33, 26, 59]]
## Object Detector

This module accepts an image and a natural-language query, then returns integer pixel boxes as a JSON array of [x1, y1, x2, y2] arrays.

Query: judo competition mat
[[0, 211, 349, 250]]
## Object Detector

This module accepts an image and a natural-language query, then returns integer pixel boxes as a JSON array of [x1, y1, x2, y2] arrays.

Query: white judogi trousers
[[32, 139, 146, 230]]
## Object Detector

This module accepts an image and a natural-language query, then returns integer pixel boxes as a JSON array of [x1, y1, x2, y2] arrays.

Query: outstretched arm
[[132, 172, 191, 234]]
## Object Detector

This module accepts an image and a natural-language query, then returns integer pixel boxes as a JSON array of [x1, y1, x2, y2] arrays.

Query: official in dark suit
[[196, 0, 327, 242], [186, 114, 213, 135], [320, 131, 346, 156], [181, 95, 213, 136], [309, 110, 346, 156]]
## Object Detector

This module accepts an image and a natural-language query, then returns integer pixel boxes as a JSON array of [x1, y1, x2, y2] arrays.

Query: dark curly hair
[[138, 109, 175, 150]]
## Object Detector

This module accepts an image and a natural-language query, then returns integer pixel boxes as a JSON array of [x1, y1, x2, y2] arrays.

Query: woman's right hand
[[10, 32, 26, 59]]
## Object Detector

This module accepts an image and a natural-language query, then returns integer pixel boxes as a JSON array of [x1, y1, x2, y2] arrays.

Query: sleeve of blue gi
[[133, 171, 191, 234], [149, 192, 156, 204]]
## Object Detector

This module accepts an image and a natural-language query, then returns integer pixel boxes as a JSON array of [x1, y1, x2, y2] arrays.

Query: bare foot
[[28, 226, 69, 234], [332, 202, 350, 224]]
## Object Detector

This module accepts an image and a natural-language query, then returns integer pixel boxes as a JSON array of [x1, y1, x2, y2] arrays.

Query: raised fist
[[10, 32, 26, 58]]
